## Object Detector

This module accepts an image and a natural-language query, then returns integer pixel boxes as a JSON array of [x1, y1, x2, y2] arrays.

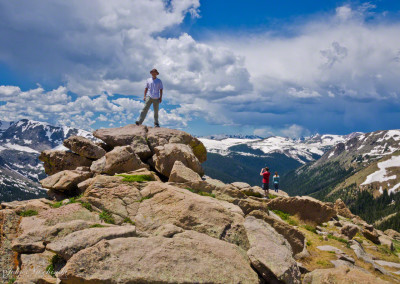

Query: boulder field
[[1, 124, 400, 283]]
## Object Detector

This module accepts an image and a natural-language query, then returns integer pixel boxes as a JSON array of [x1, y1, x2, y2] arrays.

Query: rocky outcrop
[[39, 150, 92, 175], [2, 124, 399, 284], [334, 198, 355, 218], [134, 182, 250, 250], [244, 216, 301, 283], [362, 228, 381, 244], [90, 145, 149, 175], [146, 127, 207, 163], [341, 224, 359, 239], [248, 210, 306, 256], [46, 226, 138, 260], [63, 135, 106, 159], [267, 196, 337, 224], [40, 169, 92, 193], [168, 160, 202, 183], [93, 124, 148, 147], [40, 125, 207, 196], [153, 143, 204, 177], [61, 231, 259, 284]]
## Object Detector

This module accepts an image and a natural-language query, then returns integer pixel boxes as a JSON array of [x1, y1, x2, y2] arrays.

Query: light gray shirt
[[145, 78, 163, 99]]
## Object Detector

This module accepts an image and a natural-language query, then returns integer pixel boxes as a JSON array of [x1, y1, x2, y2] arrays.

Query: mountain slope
[[0, 119, 94, 202], [282, 129, 400, 197], [282, 130, 400, 231]]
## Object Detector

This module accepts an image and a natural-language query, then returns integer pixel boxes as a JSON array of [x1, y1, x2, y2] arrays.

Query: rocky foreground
[[1, 125, 400, 283]]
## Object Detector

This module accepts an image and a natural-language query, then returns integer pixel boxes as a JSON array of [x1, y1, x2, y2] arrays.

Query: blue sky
[[0, 0, 400, 137]]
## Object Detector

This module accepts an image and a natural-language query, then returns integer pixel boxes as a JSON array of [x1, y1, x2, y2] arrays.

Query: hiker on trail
[[260, 167, 271, 198], [273, 171, 280, 193], [136, 68, 163, 127]]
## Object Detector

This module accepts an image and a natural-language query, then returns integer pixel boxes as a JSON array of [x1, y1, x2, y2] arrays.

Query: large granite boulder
[[12, 204, 101, 254], [267, 196, 336, 224], [40, 169, 92, 192], [147, 127, 207, 163], [92, 124, 148, 147], [47, 226, 138, 260], [90, 145, 149, 175], [39, 150, 92, 175], [244, 216, 301, 283], [334, 198, 354, 219], [341, 224, 359, 240], [168, 160, 202, 183], [248, 210, 306, 256], [130, 135, 152, 160], [82, 175, 142, 224], [153, 143, 204, 177], [15, 251, 57, 284], [362, 228, 381, 244], [135, 182, 249, 250], [63, 136, 106, 159], [61, 231, 258, 284], [236, 198, 270, 215]]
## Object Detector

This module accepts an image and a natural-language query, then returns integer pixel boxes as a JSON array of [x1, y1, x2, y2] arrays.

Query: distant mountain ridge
[[0, 119, 94, 202], [198, 133, 360, 186]]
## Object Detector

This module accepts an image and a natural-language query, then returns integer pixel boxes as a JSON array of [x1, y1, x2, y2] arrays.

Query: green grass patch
[[378, 244, 397, 256], [50, 194, 92, 211], [306, 240, 312, 246], [302, 224, 317, 234], [272, 210, 298, 226], [8, 278, 16, 284], [50, 201, 63, 208], [185, 187, 216, 198], [116, 174, 153, 182], [268, 194, 278, 199], [46, 254, 62, 278], [99, 210, 115, 224], [123, 217, 135, 225], [327, 234, 348, 244], [17, 210, 38, 217], [316, 260, 332, 267], [79, 201, 93, 211], [90, 224, 106, 228]]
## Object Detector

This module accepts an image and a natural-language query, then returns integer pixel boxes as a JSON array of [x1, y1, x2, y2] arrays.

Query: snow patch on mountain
[[361, 155, 400, 186], [199, 138, 260, 156], [1, 143, 39, 154], [199, 134, 349, 164]]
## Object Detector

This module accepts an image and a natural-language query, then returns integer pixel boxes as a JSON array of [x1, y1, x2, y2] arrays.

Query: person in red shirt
[[260, 167, 271, 198]]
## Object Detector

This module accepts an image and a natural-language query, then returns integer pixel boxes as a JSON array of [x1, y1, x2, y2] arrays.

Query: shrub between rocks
[[99, 210, 115, 224], [46, 254, 63, 278]]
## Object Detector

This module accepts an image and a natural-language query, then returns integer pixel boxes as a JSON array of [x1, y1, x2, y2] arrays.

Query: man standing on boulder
[[136, 68, 163, 127]]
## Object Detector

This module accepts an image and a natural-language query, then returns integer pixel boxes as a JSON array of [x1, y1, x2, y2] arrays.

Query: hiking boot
[[135, 121, 140, 126], [154, 123, 160, 128]]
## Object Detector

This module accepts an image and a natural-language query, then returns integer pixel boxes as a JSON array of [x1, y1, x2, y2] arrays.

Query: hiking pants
[[138, 96, 159, 125]]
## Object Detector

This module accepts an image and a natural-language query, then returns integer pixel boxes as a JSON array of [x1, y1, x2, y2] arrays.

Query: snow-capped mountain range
[[0, 119, 94, 202], [199, 133, 360, 164]]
